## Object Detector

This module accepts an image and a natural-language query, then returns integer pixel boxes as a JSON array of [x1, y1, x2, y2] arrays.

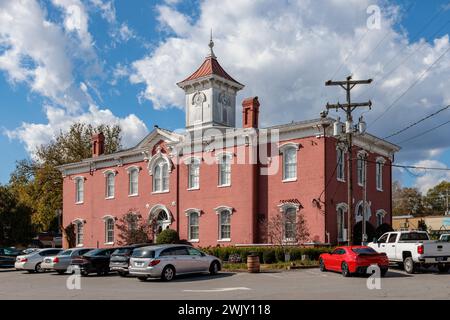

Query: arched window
[[357, 152, 367, 186], [218, 154, 231, 187], [376, 210, 386, 227], [279, 143, 299, 181], [104, 217, 115, 244], [337, 148, 345, 181], [153, 159, 169, 192], [105, 172, 115, 198], [336, 204, 348, 242], [188, 159, 200, 189], [284, 207, 297, 241], [75, 177, 84, 203], [219, 210, 231, 240], [128, 167, 139, 196], [74, 220, 84, 246], [376, 157, 385, 191], [188, 212, 200, 241]]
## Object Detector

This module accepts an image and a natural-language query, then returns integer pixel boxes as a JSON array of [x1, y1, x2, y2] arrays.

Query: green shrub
[[201, 246, 333, 264], [155, 229, 180, 244], [262, 249, 276, 264]]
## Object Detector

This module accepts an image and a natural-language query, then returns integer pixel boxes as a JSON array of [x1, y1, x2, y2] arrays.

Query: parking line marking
[[183, 287, 252, 293]]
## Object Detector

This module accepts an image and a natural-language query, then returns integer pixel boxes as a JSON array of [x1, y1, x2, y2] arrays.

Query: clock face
[[193, 92, 206, 106], [219, 92, 231, 106]]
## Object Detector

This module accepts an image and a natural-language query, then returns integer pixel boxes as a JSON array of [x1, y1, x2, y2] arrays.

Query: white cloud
[[411, 160, 450, 194], [89, 0, 116, 24], [130, 0, 450, 165], [5, 105, 149, 155], [0, 0, 76, 109]]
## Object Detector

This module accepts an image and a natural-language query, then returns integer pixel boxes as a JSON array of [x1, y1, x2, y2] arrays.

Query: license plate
[[135, 262, 144, 267], [436, 257, 447, 262]]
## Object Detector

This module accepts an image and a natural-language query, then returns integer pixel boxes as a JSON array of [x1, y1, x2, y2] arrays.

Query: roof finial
[[208, 28, 216, 59]]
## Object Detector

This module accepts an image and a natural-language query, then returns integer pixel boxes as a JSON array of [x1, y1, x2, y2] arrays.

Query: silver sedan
[[15, 248, 63, 273], [129, 244, 221, 281], [41, 248, 94, 274]]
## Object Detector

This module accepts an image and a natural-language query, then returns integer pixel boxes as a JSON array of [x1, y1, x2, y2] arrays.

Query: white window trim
[[336, 147, 346, 182], [356, 151, 368, 187], [103, 170, 117, 199], [355, 200, 372, 223], [103, 215, 116, 245], [217, 153, 233, 187], [277, 203, 300, 243], [185, 209, 202, 242], [185, 157, 201, 190], [279, 143, 300, 182], [336, 203, 348, 242], [375, 157, 385, 192], [214, 206, 234, 241], [73, 177, 85, 204], [126, 166, 141, 197], [151, 160, 170, 193], [72, 218, 85, 247], [376, 209, 387, 226]]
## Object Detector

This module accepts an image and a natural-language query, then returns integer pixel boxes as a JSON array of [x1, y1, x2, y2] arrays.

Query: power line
[[352, 0, 419, 77], [397, 118, 450, 144], [355, 10, 450, 101], [361, 158, 450, 171], [369, 45, 450, 127], [383, 104, 450, 139], [330, 29, 371, 80]]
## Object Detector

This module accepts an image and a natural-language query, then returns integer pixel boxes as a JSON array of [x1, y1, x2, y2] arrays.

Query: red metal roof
[[179, 56, 243, 86]]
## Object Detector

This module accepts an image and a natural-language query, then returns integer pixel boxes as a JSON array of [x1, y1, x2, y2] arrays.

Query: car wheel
[[403, 257, 416, 274], [56, 270, 66, 275], [437, 264, 450, 273], [118, 271, 128, 277], [341, 262, 351, 277], [35, 263, 43, 273], [209, 261, 220, 275], [81, 270, 89, 277], [380, 267, 388, 277], [161, 265, 175, 281], [319, 258, 326, 272], [137, 276, 148, 282]]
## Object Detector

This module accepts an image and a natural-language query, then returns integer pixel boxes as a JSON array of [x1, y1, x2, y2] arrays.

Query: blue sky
[[1, 0, 450, 192]]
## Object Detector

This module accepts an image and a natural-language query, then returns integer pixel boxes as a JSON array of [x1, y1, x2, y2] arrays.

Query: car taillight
[[20, 258, 28, 262], [53, 257, 59, 263], [149, 259, 160, 267], [417, 245, 424, 255]]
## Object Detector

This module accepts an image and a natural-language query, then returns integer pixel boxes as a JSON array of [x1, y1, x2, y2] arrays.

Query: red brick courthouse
[[58, 41, 399, 249]]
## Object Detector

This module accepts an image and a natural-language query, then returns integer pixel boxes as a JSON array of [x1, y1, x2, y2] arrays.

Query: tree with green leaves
[[392, 183, 426, 216], [0, 185, 34, 246], [8, 122, 122, 233], [424, 181, 450, 216]]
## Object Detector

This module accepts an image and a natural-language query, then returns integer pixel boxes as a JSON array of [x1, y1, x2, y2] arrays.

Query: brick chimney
[[242, 96, 260, 129], [92, 132, 105, 157]]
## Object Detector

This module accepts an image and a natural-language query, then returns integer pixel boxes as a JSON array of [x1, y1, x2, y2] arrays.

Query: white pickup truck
[[368, 231, 450, 274]]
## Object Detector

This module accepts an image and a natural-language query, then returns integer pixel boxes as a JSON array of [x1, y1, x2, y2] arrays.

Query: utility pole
[[325, 75, 373, 246]]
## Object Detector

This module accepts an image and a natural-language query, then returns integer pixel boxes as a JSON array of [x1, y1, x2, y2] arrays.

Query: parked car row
[[319, 231, 450, 277], [12, 244, 222, 282]]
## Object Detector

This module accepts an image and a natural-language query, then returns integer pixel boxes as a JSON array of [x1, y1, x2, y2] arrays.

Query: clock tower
[[177, 37, 244, 130]]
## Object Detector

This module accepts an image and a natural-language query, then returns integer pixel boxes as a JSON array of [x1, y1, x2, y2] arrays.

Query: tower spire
[[208, 28, 216, 59]]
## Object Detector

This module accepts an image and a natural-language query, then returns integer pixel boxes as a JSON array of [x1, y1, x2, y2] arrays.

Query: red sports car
[[319, 246, 389, 277]]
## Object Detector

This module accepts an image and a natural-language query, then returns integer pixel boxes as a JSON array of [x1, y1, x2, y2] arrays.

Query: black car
[[70, 248, 118, 276], [109, 244, 153, 277], [0, 248, 22, 267]]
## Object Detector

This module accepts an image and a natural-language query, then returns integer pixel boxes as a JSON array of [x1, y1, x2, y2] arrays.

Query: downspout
[[176, 162, 180, 233]]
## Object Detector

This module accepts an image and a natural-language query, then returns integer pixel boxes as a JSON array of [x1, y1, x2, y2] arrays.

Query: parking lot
[[1, 266, 449, 300]]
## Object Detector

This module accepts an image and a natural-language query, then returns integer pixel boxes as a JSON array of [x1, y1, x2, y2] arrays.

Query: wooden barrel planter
[[247, 254, 260, 273]]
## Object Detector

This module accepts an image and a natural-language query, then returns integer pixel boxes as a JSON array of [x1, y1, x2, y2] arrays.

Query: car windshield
[[112, 248, 132, 256], [399, 232, 429, 241], [352, 248, 378, 255], [132, 248, 155, 258]]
